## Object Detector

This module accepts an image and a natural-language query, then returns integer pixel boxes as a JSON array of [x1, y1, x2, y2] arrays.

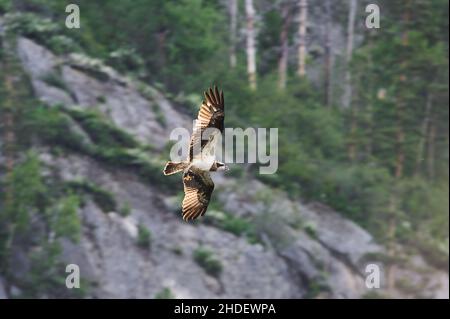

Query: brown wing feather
[[181, 168, 214, 221], [189, 86, 225, 161]]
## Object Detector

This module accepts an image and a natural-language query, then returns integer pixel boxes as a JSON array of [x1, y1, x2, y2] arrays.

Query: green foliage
[[2, 152, 46, 233], [152, 103, 166, 127], [137, 223, 152, 249], [25, 105, 177, 190], [397, 178, 449, 242], [0, 39, 89, 297], [65, 108, 140, 149], [305, 274, 330, 299], [154, 287, 175, 299], [18, 241, 88, 298], [26, 105, 91, 153], [304, 222, 317, 239], [171, 245, 183, 256], [204, 209, 256, 241], [53, 194, 81, 242], [119, 201, 132, 217], [46, 35, 81, 55], [96, 95, 106, 104], [193, 247, 223, 277], [1, 0, 448, 290], [4, 12, 81, 54], [41, 70, 70, 93], [4, 12, 58, 37], [94, 147, 177, 189], [221, 215, 253, 237], [395, 178, 449, 270], [0, 0, 11, 13], [64, 180, 117, 213], [318, 165, 393, 228], [413, 238, 449, 271], [18, 242, 62, 298], [252, 210, 292, 249], [361, 291, 389, 299], [55, 0, 225, 90], [225, 164, 245, 179], [0, 153, 85, 297], [107, 48, 146, 78]]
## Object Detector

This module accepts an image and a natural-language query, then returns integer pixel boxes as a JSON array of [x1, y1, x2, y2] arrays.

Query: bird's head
[[215, 162, 229, 171]]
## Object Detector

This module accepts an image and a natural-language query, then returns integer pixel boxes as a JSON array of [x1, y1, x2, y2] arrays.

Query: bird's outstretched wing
[[182, 168, 215, 221], [189, 86, 225, 161]]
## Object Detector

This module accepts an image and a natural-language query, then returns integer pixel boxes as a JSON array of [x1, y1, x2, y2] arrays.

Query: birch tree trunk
[[278, 1, 292, 90], [324, 0, 333, 107], [346, 0, 358, 160], [343, 0, 357, 109], [297, 0, 308, 77], [229, 0, 238, 68], [245, 0, 257, 90]]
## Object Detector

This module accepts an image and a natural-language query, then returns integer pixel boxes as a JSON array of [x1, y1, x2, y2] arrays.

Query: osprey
[[163, 86, 228, 221]]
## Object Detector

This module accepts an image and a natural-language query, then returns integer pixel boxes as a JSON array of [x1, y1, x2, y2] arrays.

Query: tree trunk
[[427, 117, 436, 180], [297, 0, 308, 77], [245, 0, 257, 90], [348, 97, 357, 162], [386, 194, 398, 295], [394, 7, 410, 180], [278, 1, 292, 90], [346, 0, 358, 161], [324, 0, 333, 107], [415, 92, 433, 176], [3, 83, 15, 177], [229, 0, 238, 68], [343, 0, 357, 109], [0, 43, 17, 289], [1, 44, 16, 208], [387, 1, 411, 295], [156, 29, 168, 84], [394, 107, 406, 179], [364, 31, 375, 159]]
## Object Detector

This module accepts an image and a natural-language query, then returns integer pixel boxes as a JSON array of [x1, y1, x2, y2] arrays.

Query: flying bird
[[163, 86, 228, 221]]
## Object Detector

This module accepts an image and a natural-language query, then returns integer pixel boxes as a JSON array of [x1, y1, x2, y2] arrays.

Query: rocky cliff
[[0, 36, 448, 299]]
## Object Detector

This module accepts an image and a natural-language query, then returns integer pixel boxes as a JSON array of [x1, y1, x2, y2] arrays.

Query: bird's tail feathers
[[163, 161, 187, 175]]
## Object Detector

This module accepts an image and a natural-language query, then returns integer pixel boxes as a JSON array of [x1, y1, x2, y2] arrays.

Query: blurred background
[[0, 0, 448, 299]]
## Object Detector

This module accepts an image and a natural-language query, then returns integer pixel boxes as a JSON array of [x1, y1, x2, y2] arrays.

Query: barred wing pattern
[[189, 86, 225, 161], [181, 168, 215, 221]]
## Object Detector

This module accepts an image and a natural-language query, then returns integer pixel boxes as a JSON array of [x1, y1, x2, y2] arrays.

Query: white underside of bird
[[190, 130, 220, 171]]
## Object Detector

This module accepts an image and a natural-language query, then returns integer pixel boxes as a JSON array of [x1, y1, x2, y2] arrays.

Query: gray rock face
[[298, 202, 381, 270], [10, 37, 448, 299], [17, 37, 74, 106], [215, 177, 382, 298], [17, 37, 191, 149], [0, 277, 7, 299], [45, 153, 301, 298]]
